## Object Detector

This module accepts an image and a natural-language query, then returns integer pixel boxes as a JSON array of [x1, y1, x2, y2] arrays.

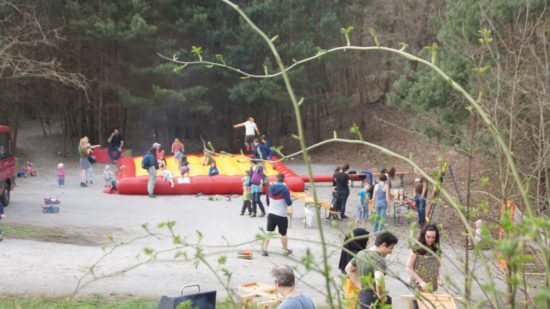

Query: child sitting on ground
[[103, 165, 114, 188], [56, 163, 65, 187], [160, 163, 175, 188], [356, 182, 372, 228], [208, 161, 219, 176], [180, 155, 190, 177], [240, 170, 252, 215]]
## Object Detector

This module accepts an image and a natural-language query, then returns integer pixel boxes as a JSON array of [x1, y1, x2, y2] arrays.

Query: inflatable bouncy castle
[[115, 154, 304, 195]]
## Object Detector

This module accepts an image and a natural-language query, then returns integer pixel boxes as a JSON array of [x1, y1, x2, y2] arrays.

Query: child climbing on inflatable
[[180, 155, 190, 177], [159, 162, 175, 188]]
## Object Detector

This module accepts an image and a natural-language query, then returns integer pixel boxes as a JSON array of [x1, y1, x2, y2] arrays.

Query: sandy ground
[[0, 125, 505, 307]]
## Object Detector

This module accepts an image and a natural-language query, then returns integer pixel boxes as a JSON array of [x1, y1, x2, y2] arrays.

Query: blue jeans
[[415, 196, 426, 226], [356, 204, 368, 221], [252, 192, 265, 214], [373, 202, 387, 232]]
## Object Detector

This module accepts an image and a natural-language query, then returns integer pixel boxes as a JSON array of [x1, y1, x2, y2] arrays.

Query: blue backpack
[[142, 154, 152, 170]]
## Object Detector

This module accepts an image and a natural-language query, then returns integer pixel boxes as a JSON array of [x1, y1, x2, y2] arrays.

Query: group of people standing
[[333, 165, 430, 233], [339, 223, 444, 308], [332, 165, 398, 231], [77, 129, 124, 188]]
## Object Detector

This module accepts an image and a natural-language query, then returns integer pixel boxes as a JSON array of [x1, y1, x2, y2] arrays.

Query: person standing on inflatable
[[107, 129, 124, 163], [233, 117, 260, 152]]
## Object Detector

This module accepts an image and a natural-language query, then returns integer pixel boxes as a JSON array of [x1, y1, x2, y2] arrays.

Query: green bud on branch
[[368, 27, 379, 47]]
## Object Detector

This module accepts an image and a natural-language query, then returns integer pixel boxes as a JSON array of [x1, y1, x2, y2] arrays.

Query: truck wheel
[[0, 184, 10, 206]]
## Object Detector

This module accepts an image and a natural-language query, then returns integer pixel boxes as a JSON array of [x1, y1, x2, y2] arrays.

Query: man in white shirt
[[233, 117, 260, 152]]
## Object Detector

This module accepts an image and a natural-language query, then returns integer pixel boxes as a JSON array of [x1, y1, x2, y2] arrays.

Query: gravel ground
[[0, 125, 503, 307]]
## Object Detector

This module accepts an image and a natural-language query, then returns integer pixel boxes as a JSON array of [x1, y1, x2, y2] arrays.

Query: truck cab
[[0, 125, 15, 206]]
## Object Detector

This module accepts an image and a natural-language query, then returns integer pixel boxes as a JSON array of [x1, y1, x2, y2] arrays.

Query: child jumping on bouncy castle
[[56, 163, 65, 187], [160, 162, 175, 188], [240, 170, 252, 216], [180, 155, 190, 177], [261, 135, 274, 160], [208, 161, 219, 176]]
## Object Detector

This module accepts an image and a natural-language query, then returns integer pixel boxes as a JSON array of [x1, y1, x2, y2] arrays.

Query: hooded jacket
[[266, 182, 292, 217]]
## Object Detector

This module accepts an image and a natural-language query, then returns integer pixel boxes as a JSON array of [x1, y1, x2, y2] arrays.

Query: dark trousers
[[252, 192, 265, 214], [358, 289, 392, 309], [108, 147, 122, 162], [336, 188, 350, 217], [241, 200, 251, 214]]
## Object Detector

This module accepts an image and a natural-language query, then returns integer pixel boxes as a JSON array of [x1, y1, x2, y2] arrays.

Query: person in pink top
[[171, 138, 185, 171], [56, 163, 65, 187]]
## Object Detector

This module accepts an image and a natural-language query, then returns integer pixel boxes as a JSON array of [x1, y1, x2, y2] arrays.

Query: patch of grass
[[0, 224, 66, 240], [0, 296, 158, 309]]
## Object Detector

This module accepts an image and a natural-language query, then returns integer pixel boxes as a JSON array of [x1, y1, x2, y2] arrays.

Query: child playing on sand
[[56, 163, 65, 187], [240, 170, 252, 216], [160, 163, 175, 188], [103, 165, 114, 188]]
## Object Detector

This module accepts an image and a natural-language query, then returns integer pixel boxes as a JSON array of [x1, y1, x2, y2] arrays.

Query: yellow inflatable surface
[[134, 155, 278, 177]]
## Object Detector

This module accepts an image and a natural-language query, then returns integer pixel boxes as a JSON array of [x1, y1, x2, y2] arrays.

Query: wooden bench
[[239, 282, 281, 309], [401, 293, 458, 309], [290, 192, 339, 224]]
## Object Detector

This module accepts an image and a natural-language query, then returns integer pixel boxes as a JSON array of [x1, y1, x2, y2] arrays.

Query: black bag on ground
[[158, 284, 216, 309]]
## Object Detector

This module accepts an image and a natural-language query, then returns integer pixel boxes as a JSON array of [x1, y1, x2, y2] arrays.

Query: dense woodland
[[0, 0, 548, 215]]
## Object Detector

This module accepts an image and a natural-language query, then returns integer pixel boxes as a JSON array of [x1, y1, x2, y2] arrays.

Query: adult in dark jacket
[[339, 228, 370, 308], [145, 143, 160, 198], [334, 164, 350, 219]]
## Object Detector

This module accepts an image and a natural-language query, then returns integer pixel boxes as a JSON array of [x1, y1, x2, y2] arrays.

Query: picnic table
[[290, 191, 339, 226], [239, 282, 281, 309]]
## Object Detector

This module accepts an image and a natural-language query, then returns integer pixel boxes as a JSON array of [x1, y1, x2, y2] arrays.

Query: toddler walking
[[103, 165, 114, 187], [56, 163, 65, 187], [240, 170, 252, 215]]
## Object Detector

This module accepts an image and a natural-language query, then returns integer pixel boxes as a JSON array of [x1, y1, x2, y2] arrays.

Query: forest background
[[0, 0, 548, 218]]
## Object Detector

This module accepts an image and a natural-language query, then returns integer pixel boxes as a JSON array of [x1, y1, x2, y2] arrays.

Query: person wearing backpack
[[143, 143, 160, 198], [249, 162, 266, 217]]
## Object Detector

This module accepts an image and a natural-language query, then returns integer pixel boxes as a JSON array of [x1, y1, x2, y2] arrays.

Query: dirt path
[[0, 123, 503, 307]]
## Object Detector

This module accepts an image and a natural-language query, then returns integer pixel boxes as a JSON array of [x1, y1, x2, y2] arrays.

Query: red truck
[[0, 125, 15, 206]]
